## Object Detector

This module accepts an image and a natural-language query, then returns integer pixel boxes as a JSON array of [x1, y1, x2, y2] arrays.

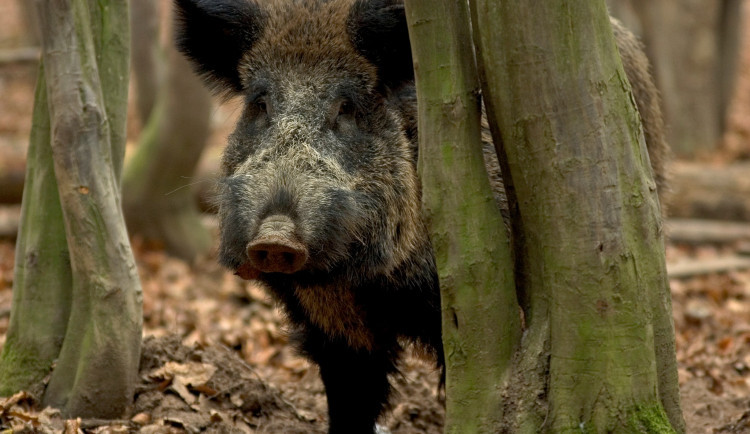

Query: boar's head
[[175, 0, 433, 287]]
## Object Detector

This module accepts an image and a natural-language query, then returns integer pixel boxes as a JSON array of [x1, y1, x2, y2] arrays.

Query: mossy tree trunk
[[0, 66, 71, 401], [0, 0, 142, 419], [404, 1, 520, 431], [122, 4, 212, 261], [405, 0, 685, 432]]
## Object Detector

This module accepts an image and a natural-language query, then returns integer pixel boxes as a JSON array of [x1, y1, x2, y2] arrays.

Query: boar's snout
[[247, 215, 308, 274]]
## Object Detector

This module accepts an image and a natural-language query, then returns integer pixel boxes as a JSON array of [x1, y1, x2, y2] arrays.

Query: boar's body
[[174, 1, 668, 432]]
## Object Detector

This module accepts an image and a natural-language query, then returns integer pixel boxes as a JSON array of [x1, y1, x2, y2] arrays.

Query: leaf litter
[[1, 237, 750, 432], [0, 240, 444, 433]]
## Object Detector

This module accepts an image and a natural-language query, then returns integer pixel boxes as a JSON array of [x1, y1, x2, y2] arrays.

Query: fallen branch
[[0, 47, 40, 65], [667, 219, 750, 244], [0, 205, 21, 239], [667, 255, 750, 279], [669, 162, 750, 221]]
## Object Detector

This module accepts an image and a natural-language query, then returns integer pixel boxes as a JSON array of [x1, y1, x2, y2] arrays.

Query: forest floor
[[2, 1, 750, 433]]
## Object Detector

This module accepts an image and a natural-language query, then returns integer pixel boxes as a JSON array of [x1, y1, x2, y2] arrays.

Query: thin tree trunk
[[37, 0, 142, 418], [130, 0, 162, 124], [16, 0, 40, 46], [404, 1, 520, 432], [633, 0, 723, 156], [718, 0, 744, 123], [469, 0, 683, 431], [122, 23, 212, 261], [0, 0, 142, 418], [0, 66, 72, 399]]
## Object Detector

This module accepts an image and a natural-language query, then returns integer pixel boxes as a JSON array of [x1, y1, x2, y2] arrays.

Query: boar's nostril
[[247, 216, 308, 274], [247, 238, 308, 274]]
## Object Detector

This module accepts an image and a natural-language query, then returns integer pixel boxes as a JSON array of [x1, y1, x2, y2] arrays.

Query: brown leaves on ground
[[0, 1, 749, 428], [133, 335, 318, 433], [667, 241, 750, 433], [2, 235, 750, 432], [0, 392, 63, 433], [0, 239, 444, 433]]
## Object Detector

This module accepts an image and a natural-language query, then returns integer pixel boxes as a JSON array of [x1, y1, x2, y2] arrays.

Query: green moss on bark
[[0, 67, 73, 397], [464, 0, 683, 431], [0, 336, 53, 397], [627, 404, 676, 433], [405, 1, 520, 431]]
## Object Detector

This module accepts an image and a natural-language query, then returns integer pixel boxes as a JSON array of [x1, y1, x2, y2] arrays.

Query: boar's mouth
[[234, 262, 262, 280]]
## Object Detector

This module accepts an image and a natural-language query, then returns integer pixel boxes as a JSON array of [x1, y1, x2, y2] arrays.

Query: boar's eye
[[254, 96, 268, 113], [331, 98, 356, 130], [339, 100, 355, 116], [246, 92, 270, 122]]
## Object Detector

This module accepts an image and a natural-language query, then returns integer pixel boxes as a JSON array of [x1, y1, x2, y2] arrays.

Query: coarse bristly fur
[[174, 1, 669, 433]]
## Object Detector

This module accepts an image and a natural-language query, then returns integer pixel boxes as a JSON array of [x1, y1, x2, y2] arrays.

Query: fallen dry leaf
[[149, 361, 218, 405]]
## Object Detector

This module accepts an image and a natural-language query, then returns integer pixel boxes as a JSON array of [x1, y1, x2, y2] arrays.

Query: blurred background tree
[[122, 0, 214, 261], [14, 0, 39, 46], [0, 0, 220, 256], [607, 0, 744, 157], [607, 0, 750, 223]]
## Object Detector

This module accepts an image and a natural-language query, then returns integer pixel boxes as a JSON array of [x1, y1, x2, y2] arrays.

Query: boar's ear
[[174, 0, 264, 95], [347, 0, 413, 88]]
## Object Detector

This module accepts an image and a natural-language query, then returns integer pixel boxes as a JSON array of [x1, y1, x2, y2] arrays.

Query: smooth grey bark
[[38, 0, 142, 417], [404, 0, 684, 430], [0, 66, 72, 399], [0, 0, 143, 418]]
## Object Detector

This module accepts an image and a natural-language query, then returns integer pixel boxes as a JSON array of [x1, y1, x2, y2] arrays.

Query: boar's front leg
[[296, 328, 399, 434]]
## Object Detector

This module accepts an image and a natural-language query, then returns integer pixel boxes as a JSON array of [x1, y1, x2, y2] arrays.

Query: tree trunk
[[607, 0, 744, 157], [718, 0, 744, 125], [0, 0, 142, 419], [406, 0, 685, 431], [122, 22, 213, 261], [404, 1, 520, 432], [0, 66, 72, 400], [15, 0, 40, 46], [130, 0, 162, 124]]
